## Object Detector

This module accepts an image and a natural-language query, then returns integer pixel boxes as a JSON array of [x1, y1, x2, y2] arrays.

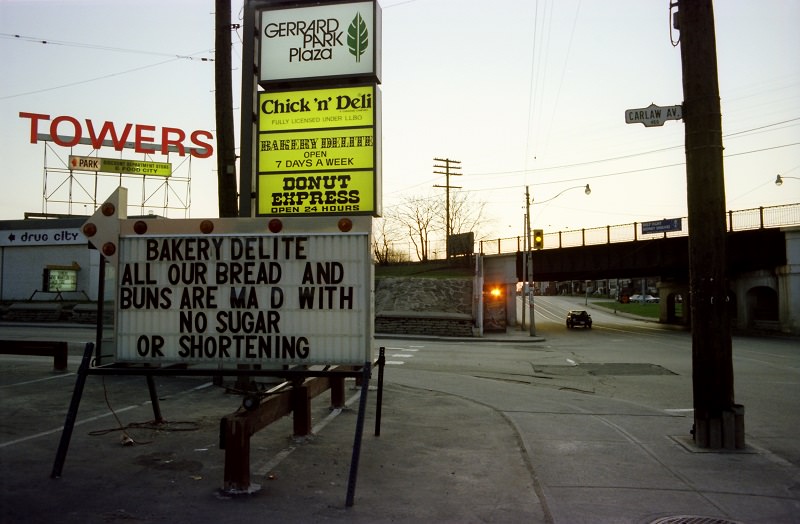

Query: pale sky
[[1, 0, 798, 245]]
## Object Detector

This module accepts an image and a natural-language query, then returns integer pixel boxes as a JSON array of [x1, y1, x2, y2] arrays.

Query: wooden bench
[[0, 340, 69, 371], [219, 366, 357, 492]]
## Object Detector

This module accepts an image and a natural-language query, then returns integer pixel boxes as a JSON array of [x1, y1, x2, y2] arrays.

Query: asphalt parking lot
[[0, 334, 543, 524]]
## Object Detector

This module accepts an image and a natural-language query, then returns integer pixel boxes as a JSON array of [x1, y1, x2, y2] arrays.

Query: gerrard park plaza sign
[[256, 84, 380, 216], [249, 1, 382, 218], [259, 1, 381, 84]]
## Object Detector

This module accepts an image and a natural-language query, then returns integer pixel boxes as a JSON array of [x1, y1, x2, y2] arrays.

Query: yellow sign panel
[[257, 171, 374, 215], [259, 86, 375, 131], [256, 85, 379, 216], [69, 155, 172, 177], [258, 128, 374, 173]]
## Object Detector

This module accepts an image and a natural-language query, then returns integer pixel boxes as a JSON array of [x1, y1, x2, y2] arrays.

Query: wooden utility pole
[[678, 0, 744, 449], [215, 0, 239, 217], [433, 158, 461, 259], [525, 186, 536, 336]]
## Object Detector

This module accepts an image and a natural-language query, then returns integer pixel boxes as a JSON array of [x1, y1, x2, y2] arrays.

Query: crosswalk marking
[[380, 343, 423, 365]]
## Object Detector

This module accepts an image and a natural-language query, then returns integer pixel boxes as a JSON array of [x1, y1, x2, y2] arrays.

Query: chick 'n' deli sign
[[19, 112, 214, 159]]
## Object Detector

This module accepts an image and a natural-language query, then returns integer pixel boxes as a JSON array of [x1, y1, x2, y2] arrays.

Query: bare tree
[[445, 190, 487, 239], [391, 194, 441, 261], [372, 217, 408, 264]]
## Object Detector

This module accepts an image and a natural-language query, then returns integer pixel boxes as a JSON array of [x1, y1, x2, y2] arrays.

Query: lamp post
[[775, 175, 799, 186], [523, 184, 591, 336]]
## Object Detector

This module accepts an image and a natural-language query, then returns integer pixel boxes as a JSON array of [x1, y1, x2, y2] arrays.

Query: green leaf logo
[[348, 12, 368, 63]]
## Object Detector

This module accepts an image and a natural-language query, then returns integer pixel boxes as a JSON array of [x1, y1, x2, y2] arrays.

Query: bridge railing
[[478, 202, 800, 255]]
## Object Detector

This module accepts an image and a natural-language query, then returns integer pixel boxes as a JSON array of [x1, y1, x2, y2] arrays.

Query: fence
[[476, 202, 800, 256], [382, 203, 800, 261]]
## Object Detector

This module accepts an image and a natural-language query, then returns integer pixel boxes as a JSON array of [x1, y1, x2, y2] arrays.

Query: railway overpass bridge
[[479, 204, 800, 335]]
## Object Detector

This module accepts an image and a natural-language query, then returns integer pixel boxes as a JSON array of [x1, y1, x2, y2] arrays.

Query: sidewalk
[[2, 325, 799, 523]]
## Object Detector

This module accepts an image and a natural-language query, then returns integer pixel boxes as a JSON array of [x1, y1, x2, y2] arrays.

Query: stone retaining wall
[[3, 303, 63, 322], [375, 277, 475, 336]]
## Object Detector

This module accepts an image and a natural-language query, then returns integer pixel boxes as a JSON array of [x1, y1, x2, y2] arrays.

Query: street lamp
[[533, 184, 591, 205], [775, 175, 799, 186], [523, 183, 592, 336]]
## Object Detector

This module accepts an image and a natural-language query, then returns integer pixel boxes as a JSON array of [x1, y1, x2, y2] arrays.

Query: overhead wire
[[0, 31, 214, 100], [540, 0, 582, 159], [0, 58, 191, 100], [0, 32, 214, 61], [385, 138, 799, 204]]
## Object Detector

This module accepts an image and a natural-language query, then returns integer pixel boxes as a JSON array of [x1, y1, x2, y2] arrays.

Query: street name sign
[[625, 103, 683, 127], [642, 217, 682, 234]]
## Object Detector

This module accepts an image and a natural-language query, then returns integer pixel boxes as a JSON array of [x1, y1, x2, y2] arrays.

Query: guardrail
[[478, 202, 800, 255]]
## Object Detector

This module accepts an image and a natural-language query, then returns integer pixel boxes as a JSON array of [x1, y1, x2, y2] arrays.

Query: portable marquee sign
[[83, 187, 374, 367]]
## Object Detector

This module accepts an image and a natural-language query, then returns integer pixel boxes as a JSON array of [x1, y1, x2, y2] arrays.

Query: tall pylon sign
[[239, 0, 382, 218]]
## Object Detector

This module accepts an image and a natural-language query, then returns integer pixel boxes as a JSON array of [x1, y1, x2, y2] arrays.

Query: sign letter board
[[113, 217, 373, 366]]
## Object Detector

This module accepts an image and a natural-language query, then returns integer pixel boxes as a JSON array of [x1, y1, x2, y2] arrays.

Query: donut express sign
[[256, 84, 380, 216]]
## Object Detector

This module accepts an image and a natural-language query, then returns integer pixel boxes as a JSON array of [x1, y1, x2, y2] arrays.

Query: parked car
[[629, 294, 659, 303], [566, 310, 592, 329]]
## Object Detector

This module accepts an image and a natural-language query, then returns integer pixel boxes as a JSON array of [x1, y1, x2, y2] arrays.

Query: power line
[[0, 58, 187, 100], [471, 117, 800, 177], [386, 140, 800, 200], [0, 33, 214, 62]]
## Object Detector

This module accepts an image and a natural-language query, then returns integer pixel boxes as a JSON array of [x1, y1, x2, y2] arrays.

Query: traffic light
[[533, 229, 544, 250]]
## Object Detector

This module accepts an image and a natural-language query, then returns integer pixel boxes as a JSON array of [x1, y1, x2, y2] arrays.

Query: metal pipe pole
[[526, 186, 536, 336], [521, 204, 527, 330]]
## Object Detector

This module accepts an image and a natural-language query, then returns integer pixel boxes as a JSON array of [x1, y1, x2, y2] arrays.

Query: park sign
[[625, 103, 683, 127], [256, 84, 381, 217], [259, 0, 381, 85], [69, 155, 172, 177], [82, 187, 374, 367]]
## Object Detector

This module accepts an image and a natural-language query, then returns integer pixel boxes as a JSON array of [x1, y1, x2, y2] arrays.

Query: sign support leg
[[145, 374, 165, 424], [345, 362, 371, 507], [51, 342, 94, 478], [374, 348, 385, 437]]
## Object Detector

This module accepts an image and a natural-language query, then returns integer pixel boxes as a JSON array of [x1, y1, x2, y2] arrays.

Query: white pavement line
[[253, 390, 362, 477], [664, 408, 694, 413], [0, 372, 76, 388], [385, 361, 406, 365], [0, 381, 214, 448], [391, 354, 414, 358], [0, 404, 140, 448]]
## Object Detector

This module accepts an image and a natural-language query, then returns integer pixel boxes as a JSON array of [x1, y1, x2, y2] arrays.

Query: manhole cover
[[649, 516, 744, 524]]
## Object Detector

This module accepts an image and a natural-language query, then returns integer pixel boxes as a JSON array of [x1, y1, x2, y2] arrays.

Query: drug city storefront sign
[[256, 84, 380, 216]]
